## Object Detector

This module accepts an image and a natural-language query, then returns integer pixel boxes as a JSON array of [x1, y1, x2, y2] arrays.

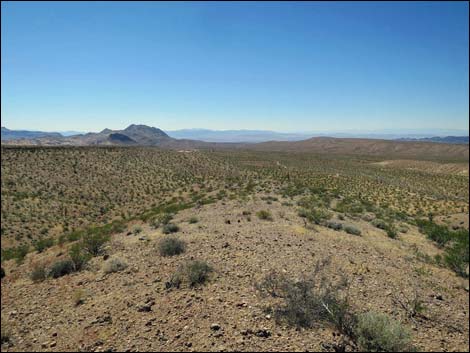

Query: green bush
[[103, 257, 128, 274], [386, 225, 398, 239], [158, 236, 186, 256], [30, 263, 48, 283], [256, 259, 355, 336], [169, 260, 213, 288], [355, 312, 413, 352], [69, 243, 91, 271], [49, 259, 75, 278], [81, 232, 110, 256], [256, 210, 273, 221], [1, 245, 30, 264], [162, 223, 180, 234], [188, 216, 199, 224], [371, 219, 387, 230], [186, 260, 212, 287], [416, 219, 452, 247], [444, 229, 469, 278], [326, 221, 343, 231], [33, 237, 55, 253], [344, 225, 361, 236]]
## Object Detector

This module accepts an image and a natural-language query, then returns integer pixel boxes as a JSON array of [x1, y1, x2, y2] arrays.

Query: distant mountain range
[[166, 129, 313, 142], [396, 136, 469, 144], [1, 126, 63, 140], [2, 125, 468, 161]]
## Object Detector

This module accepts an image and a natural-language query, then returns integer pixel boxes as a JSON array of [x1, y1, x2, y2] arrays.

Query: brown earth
[[1, 197, 469, 352], [246, 137, 469, 161]]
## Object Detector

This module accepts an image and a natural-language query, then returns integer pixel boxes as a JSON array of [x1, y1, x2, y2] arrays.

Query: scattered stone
[[255, 328, 271, 338], [210, 323, 221, 331], [137, 300, 155, 312]]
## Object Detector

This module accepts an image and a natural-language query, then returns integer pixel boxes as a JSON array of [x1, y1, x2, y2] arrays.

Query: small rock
[[210, 323, 221, 331], [255, 328, 271, 338]]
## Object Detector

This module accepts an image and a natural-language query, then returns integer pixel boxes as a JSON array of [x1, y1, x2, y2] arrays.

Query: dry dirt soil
[[1, 196, 469, 352]]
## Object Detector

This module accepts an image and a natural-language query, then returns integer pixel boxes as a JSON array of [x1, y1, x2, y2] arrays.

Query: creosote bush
[[69, 243, 91, 271], [30, 263, 48, 283], [256, 210, 273, 221], [162, 223, 180, 234], [33, 237, 55, 253], [167, 260, 212, 288], [81, 232, 110, 256], [256, 258, 355, 336], [103, 257, 128, 274], [49, 259, 75, 279], [188, 216, 199, 224], [158, 236, 186, 257], [344, 225, 362, 236], [355, 311, 413, 352]]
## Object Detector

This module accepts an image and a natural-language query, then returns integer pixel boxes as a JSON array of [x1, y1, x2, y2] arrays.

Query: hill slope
[[245, 137, 469, 161]]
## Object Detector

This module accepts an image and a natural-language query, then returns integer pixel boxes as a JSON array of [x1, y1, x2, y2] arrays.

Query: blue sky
[[1, 1, 469, 133]]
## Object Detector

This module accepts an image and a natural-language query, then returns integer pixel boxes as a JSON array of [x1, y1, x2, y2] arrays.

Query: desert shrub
[[33, 237, 55, 253], [355, 312, 413, 352], [132, 226, 143, 235], [386, 225, 398, 239], [81, 232, 110, 256], [69, 243, 91, 271], [1, 245, 30, 264], [397, 224, 409, 233], [168, 260, 212, 288], [306, 208, 331, 225], [242, 210, 251, 216], [159, 213, 174, 225], [256, 210, 273, 221], [444, 229, 469, 278], [1, 268, 5, 279], [186, 260, 213, 287], [30, 263, 48, 283], [49, 259, 75, 279], [344, 225, 361, 236], [162, 223, 180, 234], [416, 221, 469, 277], [73, 289, 86, 306], [415, 219, 451, 247], [326, 221, 343, 231], [158, 236, 186, 256], [256, 259, 355, 336], [189, 216, 199, 224], [103, 257, 128, 274], [298, 208, 309, 218], [371, 219, 387, 230]]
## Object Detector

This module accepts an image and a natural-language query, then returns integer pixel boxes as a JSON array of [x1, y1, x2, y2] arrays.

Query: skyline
[[1, 1, 469, 132]]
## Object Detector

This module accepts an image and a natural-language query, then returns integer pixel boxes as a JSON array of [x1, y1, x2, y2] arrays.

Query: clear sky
[[1, 1, 469, 132]]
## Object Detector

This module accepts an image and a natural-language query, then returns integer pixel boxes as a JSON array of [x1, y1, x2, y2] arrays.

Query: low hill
[[1, 127, 62, 140], [244, 136, 469, 161], [396, 136, 469, 144]]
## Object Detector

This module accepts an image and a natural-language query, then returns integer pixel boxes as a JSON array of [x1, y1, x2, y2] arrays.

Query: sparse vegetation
[[49, 259, 75, 279], [355, 311, 413, 352], [33, 237, 55, 253], [158, 236, 186, 257], [168, 260, 212, 288], [188, 216, 199, 224], [257, 259, 355, 336], [256, 210, 273, 221], [344, 225, 362, 236], [103, 257, 128, 274], [30, 263, 48, 283], [162, 223, 180, 234]]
